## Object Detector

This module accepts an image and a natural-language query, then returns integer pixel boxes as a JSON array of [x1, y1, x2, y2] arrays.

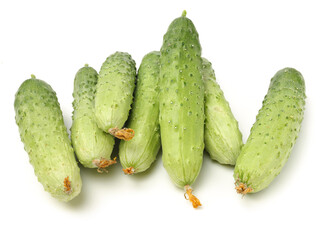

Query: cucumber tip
[[93, 157, 117, 173], [109, 127, 135, 141], [63, 176, 72, 194], [184, 185, 201, 208], [235, 179, 253, 196], [122, 167, 135, 175]]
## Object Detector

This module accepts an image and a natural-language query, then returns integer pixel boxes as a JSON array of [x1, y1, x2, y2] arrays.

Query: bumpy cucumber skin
[[71, 66, 114, 168], [119, 51, 161, 173], [94, 52, 136, 132], [14, 78, 82, 202], [159, 14, 205, 188], [202, 58, 243, 165], [234, 68, 306, 193]]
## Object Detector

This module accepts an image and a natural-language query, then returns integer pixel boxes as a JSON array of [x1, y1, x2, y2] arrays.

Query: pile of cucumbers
[[14, 11, 306, 208]]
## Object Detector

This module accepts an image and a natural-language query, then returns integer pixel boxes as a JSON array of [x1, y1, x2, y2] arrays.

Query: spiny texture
[[94, 52, 136, 133], [119, 51, 161, 174], [202, 58, 243, 165], [14, 77, 82, 202], [234, 68, 306, 193], [71, 65, 114, 169], [159, 12, 205, 188]]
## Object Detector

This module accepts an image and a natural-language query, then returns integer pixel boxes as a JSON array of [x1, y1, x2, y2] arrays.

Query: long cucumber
[[159, 11, 204, 208]]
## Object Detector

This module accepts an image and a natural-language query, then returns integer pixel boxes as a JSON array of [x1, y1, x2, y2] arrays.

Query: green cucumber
[[14, 76, 82, 202], [119, 51, 161, 174], [159, 11, 204, 208], [94, 52, 136, 140], [234, 68, 306, 194], [71, 65, 116, 172], [202, 58, 243, 165]]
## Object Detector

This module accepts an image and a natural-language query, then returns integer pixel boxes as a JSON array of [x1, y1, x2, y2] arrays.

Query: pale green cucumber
[[71, 65, 115, 172], [94, 52, 136, 140], [202, 58, 243, 165], [14, 76, 82, 202], [159, 11, 204, 208], [119, 51, 161, 174], [234, 68, 306, 194]]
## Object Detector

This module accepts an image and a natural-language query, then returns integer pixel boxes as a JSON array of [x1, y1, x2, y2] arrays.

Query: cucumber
[[14, 76, 82, 202], [71, 65, 116, 172], [94, 52, 136, 140], [234, 68, 306, 194], [119, 51, 161, 174], [202, 58, 243, 165], [159, 11, 204, 208]]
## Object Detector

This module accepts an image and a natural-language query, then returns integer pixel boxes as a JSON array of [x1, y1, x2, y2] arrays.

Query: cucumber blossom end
[[184, 185, 201, 208]]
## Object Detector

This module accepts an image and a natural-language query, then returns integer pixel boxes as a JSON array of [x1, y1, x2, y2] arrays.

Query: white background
[[1, 0, 322, 239]]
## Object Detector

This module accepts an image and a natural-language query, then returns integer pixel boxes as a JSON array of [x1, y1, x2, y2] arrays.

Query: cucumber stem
[[31, 74, 36, 79], [182, 10, 187, 17], [108, 127, 135, 141], [184, 185, 201, 208], [93, 157, 117, 173]]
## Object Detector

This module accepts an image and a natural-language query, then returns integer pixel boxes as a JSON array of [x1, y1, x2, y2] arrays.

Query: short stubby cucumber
[[94, 52, 136, 140], [202, 58, 243, 165], [159, 11, 204, 208], [14, 76, 82, 202], [71, 65, 116, 172], [234, 68, 306, 194], [119, 51, 161, 174]]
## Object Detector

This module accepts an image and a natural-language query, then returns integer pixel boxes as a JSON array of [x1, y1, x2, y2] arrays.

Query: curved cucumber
[[119, 51, 161, 174], [202, 58, 243, 165], [234, 68, 306, 194], [94, 52, 136, 140], [14, 76, 82, 202], [71, 65, 115, 171], [159, 11, 204, 208]]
